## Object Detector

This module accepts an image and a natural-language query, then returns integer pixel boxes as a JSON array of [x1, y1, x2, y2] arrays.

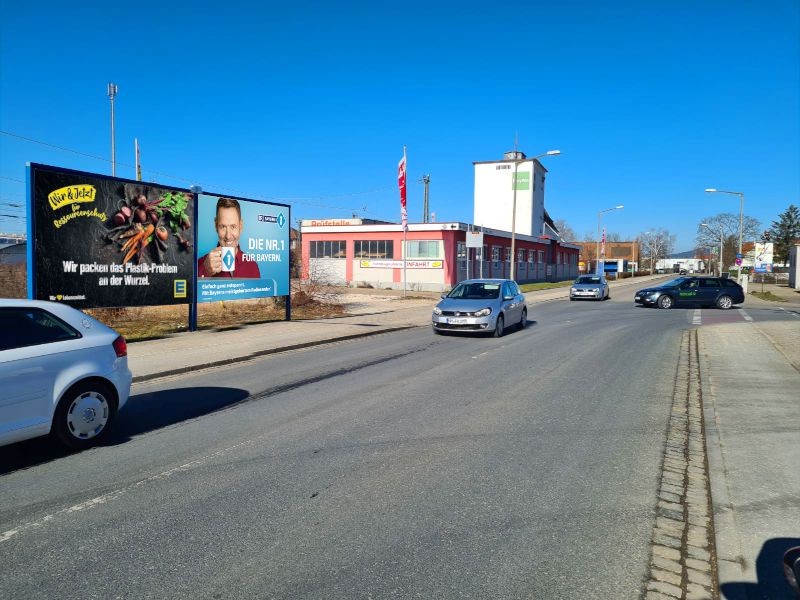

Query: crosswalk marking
[[692, 309, 702, 325], [741, 310, 753, 322]]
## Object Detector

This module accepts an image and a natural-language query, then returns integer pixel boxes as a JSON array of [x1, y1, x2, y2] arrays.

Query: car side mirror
[[503, 295, 514, 301], [440, 293, 447, 299]]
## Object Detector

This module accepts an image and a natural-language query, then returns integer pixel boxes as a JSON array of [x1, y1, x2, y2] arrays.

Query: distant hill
[[668, 249, 697, 259]]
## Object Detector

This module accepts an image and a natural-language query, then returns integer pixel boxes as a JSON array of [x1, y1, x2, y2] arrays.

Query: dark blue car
[[634, 276, 745, 309]]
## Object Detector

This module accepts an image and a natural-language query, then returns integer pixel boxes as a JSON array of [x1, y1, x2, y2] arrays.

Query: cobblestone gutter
[[643, 329, 719, 600]]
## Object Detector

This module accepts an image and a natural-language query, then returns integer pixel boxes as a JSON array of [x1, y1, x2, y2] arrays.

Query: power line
[[1, 130, 395, 216]]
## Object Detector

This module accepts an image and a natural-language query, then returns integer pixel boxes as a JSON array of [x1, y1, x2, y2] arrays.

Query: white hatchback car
[[0, 300, 132, 449]]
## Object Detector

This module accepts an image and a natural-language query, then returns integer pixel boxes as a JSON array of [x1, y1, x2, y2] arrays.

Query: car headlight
[[475, 307, 492, 317], [433, 307, 442, 315], [571, 287, 577, 293], [591, 288, 599, 292]]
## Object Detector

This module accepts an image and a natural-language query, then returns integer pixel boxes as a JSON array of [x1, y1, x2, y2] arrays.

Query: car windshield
[[576, 276, 601, 284], [447, 282, 501, 300]]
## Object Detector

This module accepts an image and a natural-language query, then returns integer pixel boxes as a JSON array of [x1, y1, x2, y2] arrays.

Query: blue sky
[[1, 0, 798, 252]]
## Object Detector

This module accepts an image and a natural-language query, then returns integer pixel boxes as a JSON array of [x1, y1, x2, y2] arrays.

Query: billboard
[[28, 164, 194, 308], [196, 193, 290, 303], [754, 242, 774, 273]]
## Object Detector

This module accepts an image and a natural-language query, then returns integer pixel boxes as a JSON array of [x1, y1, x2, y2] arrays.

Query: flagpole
[[398, 145, 408, 297], [403, 146, 407, 297], [135, 138, 142, 181]]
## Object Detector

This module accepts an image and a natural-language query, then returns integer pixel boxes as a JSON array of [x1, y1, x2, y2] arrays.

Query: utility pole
[[108, 83, 118, 176], [420, 175, 430, 223]]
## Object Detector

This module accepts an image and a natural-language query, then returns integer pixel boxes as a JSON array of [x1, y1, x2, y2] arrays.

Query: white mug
[[219, 247, 236, 273]]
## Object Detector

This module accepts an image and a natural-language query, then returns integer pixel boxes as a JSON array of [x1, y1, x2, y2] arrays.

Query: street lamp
[[596, 205, 624, 274], [705, 188, 744, 273], [700, 223, 724, 277], [510, 149, 560, 281]]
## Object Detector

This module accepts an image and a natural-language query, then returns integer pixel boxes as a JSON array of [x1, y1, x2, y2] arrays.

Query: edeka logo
[[48, 185, 96, 211], [174, 279, 187, 298]]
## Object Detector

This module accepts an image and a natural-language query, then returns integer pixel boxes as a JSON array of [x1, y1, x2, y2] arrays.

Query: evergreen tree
[[770, 204, 800, 264]]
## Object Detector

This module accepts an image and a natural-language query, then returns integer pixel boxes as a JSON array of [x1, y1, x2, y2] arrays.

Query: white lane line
[[0, 438, 256, 544], [692, 309, 702, 325], [741, 310, 753, 322]]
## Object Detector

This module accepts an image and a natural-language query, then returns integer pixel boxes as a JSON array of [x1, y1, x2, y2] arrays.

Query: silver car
[[0, 300, 132, 450], [570, 275, 610, 301], [432, 279, 527, 337]]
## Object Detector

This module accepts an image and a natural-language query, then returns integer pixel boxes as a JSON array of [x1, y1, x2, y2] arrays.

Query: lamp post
[[705, 188, 744, 275], [510, 149, 560, 281], [700, 223, 724, 277], [595, 205, 624, 274]]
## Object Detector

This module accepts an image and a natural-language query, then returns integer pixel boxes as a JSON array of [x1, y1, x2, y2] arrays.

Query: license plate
[[447, 318, 468, 324]]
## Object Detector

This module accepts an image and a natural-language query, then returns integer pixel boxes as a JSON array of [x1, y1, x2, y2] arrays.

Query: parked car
[[0, 300, 132, 449], [634, 276, 745, 309], [432, 279, 526, 337], [570, 275, 610, 301]]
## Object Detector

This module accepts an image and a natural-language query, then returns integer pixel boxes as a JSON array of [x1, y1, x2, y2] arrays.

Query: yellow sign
[[48, 184, 97, 211], [173, 279, 187, 298]]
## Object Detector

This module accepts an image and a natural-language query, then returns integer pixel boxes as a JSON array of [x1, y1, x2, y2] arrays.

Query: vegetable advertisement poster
[[28, 164, 195, 308]]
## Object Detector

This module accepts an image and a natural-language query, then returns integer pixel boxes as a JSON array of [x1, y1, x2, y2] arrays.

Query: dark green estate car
[[634, 277, 745, 310]]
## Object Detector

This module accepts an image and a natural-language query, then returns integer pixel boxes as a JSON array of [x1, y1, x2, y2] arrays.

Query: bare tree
[[695, 212, 761, 272], [640, 229, 676, 274], [554, 219, 577, 242]]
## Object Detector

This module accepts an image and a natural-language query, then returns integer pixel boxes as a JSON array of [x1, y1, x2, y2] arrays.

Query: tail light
[[112, 335, 128, 358]]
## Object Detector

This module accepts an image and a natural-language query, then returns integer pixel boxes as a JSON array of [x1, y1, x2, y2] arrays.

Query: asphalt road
[[1, 296, 715, 599]]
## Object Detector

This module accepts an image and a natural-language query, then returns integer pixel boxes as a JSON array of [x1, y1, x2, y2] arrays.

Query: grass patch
[[519, 280, 574, 293], [87, 298, 345, 342], [749, 291, 788, 302]]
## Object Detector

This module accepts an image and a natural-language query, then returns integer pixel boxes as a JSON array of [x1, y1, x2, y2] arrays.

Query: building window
[[354, 240, 393, 259], [482, 245, 488, 261], [491, 246, 501, 262], [505, 247, 511, 263], [457, 242, 466, 259], [517, 249, 525, 263], [310, 240, 346, 259], [405, 240, 441, 258], [527, 250, 535, 264], [538, 250, 545, 264]]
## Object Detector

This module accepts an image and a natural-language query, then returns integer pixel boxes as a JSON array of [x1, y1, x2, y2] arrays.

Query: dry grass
[[1, 269, 346, 341], [0, 264, 26, 298], [87, 295, 346, 342]]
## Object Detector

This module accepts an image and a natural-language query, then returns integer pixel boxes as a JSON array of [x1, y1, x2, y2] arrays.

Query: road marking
[[0, 438, 257, 544], [741, 310, 753, 322], [692, 309, 702, 326]]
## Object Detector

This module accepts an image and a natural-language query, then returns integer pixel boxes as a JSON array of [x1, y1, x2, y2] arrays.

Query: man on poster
[[198, 197, 261, 278]]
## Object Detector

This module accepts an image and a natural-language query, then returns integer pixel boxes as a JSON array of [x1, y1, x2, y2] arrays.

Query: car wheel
[[716, 295, 733, 310], [494, 314, 504, 338], [606, 291, 611, 300], [519, 307, 527, 330], [657, 295, 673, 309], [52, 380, 117, 450]]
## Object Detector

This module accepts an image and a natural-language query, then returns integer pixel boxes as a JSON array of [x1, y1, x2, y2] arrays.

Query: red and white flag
[[398, 147, 407, 231], [601, 227, 606, 257]]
